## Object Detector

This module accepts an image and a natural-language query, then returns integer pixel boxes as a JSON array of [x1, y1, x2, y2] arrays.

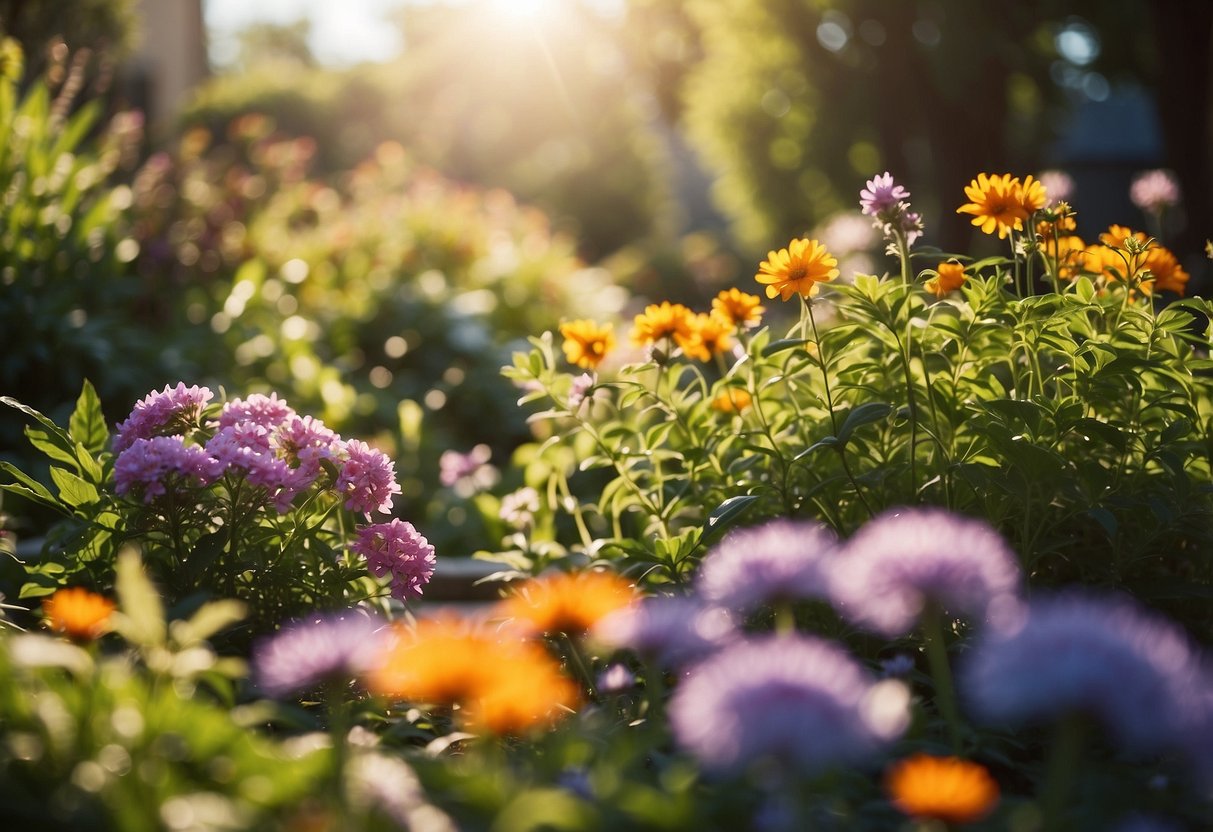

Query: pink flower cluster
[[113, 383, 213, 454], [350, 519, 436, 601], [111, 386, 400, 517]]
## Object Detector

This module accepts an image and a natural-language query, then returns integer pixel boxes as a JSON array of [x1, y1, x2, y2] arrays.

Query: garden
[[2, 2, 1212, 830]]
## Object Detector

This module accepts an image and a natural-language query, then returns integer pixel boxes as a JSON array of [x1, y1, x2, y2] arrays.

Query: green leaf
[[49, 467, 99, 507], [0, 461, 67, 512], [761, 338, 812, 357], [703, 494, 758, 541], [793, 435, 838, 461], [114, 548, 166, 647], [836, 402, 893, 446], [25, 427, 79, 469], [68, 380, 109, 454], [2, 396, 72, 448], [170, 600, 246, 647]]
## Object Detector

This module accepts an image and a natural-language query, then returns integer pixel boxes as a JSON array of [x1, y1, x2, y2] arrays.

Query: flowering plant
[[2, 381, 433, 638]]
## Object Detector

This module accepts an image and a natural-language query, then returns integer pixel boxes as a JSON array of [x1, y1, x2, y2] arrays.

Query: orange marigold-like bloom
[[711, 388, 752, 413], [43, 587, 115, 641], [631, 301, 695, 346], [497, 570, 636, 637], [368, 616, 578, 734], [754, 238, 839, 301], [887, 754, 1000, 824], [559, 319, 615, 370], [1099, 224, 1148, 250], [1017, 174, 1048, 214], [924, 261, 967, 297], [680, 313, 734, 362], [1049, 235, 1090, 280], [957, 174, 1029, 239], [1144, 245, 1190, 295], [1035, 213, 1077, 241], [711, 288, 765, 329]]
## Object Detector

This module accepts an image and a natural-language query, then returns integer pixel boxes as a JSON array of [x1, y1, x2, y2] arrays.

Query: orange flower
[[1144, 245, 1190, 295], [711, 288, 765, 329], [559, 319, 616, 370], [1099, 224, 1148, 250], [711, 388, 752, 413], [631, 301, 695, 346], [368, 616, 578, 734], [680, 313, 734, 362], [43, 587, 115, 641], [497, 570, 636, 637], [924, 261, 967, 297], [887, 754, 999, 824], [957, 174, 1029, 239], [1049, 235, 1089, 280], [1017, 174, 1048, 214], [755, 238, 839, 301], [1035, 213, 1077, 241]]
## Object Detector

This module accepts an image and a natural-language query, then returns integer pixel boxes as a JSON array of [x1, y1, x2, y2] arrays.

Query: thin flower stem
[[1041, 715, 1086, 832], [922, 604, 963, 753]]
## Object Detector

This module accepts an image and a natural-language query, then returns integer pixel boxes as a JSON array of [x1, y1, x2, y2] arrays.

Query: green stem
[[563, 632, 598, 703], [1041, 715, 1086, 832], [326, 681, 351, 812], [922, 604, 963, 753]]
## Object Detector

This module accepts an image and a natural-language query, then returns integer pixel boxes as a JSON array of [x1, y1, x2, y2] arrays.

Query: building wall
[[133, 0, 208, 132]]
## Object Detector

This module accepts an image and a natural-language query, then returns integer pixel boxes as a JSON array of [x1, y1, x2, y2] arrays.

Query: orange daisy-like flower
[[1017, 174, 1048, 214], [1096, 225, 1151, 282], [754, 238, 839, 301], [711, 288, 765, 329], [631, 301, 695, 346], [1099, 224, 1148, 251], [559, 319, 616, 370], [497, 570, 636, 637], [1050, 235, 1090, 281], [43, 587, 115, 641], [711, 388, 752, 413], [368, 616, 578, 735], [957, 173, 1029, 239], [924, 261, 967, 298], [887, 754, 1000, 824], [1144, 245, 1190, 295], [1035, 213, 1077, 241], [680, 313, 734, 362]]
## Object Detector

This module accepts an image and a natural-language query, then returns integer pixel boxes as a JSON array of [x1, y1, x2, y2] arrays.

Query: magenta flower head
[[594, 595, 737, 668], [829, 508, 1022, 638], [336, 439, 402, 515], [350, 519, 436, 601], [669, 634, 910, 775], [253, 612, 388, 698], [961, 592, 1209, 757], [695, 519, 837, 615], [216, 392, 295, 431], [860, 172, 910, 218], [1130, 169, 1180, 214], [274, 414, 340, 484], [113, 436, 224, 502], [113, 383, 213, 453]]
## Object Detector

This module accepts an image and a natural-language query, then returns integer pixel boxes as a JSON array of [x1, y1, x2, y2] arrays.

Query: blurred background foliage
[[1, 0, 1210, 552]]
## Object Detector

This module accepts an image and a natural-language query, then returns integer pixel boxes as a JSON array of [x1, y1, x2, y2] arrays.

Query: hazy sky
[[204, 0, 406, 66]]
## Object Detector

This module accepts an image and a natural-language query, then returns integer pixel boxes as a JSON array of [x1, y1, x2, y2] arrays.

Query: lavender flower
[[206, 424, 304, 513], [274, 414, 340, 484], [347, 754, 458, 832], [1037, 170, 1074, 204], [113, 436, 224, 502], [253, 612, 388, 698], [669, 634, 910, 774], [438, 444, 499, 497], [350, 519, 436, 601], [594, 595, 736, 667], [1130, 169, 1180, 214], [113, 383, 213, 453], [336, 439, 401, 515], [696, 519, 837, 615], [597, 663, 637, 693], [960, 592, 1208, 756], [829, 508, 1022, 637], [880, 653, 916, 679], [216, 393, 295, 431], [859, 172, 910, 218], [567, 373, 595, 410]]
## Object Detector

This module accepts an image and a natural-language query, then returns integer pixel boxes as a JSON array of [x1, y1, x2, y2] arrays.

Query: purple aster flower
[[113, 383, 213, 453], [597, 663, 637, 693], [829, 508, 1022, 637], [216, 392, 295, 431], [669, 634, 910, 774], [594, 595, 736, 668], [336, 439, 401, 515], [696, 519, 837, 615], [206, 424, 304, 513], [880, 653, 916, 679], [113, 436, 224, 502], [351, 519, 436, 601], [253, 612, 388, 698], [960, 592, 1208, 756], [1130, 169, 1180, 214], [1037, 170, 1074, 205], [860, 172, 910, 218]]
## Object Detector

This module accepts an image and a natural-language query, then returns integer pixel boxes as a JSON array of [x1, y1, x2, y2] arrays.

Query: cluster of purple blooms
[[110, 384, 434, 603], [253, 611, 388, 697], [597, 507, 1213, 778], [111, 384, 400, 516], [859, 171, 924, 246]]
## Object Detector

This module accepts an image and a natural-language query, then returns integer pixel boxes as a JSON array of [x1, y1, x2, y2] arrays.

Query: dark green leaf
[[68, 379, 109, 454]]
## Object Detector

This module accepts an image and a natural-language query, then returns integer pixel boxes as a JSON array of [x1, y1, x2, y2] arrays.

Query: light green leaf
[[170, 600, 246, 648], [49, 467, 99, 507], [68, 380, 109, 454], [114, 548, 166, 647]]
